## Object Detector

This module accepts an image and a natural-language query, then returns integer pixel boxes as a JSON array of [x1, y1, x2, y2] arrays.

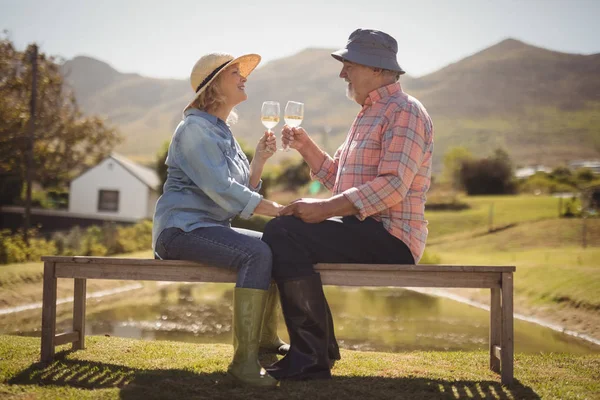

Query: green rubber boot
[[259, 284, 290, 355], [227, 288, 279, 387]]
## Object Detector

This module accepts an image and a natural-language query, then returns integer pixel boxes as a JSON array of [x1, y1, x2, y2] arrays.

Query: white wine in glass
[[261, 101, 280, 132], [283, 101, 304, 150]]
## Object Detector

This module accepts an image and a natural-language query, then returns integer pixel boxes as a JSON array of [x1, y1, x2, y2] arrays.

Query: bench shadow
[[9, 352, 541, 400]]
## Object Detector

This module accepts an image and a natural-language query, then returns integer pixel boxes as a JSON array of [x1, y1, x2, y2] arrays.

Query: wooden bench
[[40, 256, 516, 385]]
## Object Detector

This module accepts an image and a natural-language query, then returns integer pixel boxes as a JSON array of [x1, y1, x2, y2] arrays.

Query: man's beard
[[345, 83, 355, 101]]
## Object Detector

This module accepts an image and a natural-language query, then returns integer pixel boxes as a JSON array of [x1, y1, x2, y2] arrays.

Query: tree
[[0, 34, 121, 204], [459, 148, 516, 195], [442, 146, 473, 190], [156, 141, 169, 195]]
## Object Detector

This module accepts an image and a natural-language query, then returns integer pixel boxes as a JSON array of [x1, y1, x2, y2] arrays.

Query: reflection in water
[[2, 282, 598, 354]]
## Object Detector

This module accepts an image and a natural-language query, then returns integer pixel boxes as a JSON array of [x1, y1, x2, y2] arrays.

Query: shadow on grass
[[8, 352, 541, 400]]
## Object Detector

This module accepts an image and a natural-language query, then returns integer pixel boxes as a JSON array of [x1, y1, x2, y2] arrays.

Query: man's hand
[[279, 194, 359, 223], [279, 198, 332, 223], [281, 126, 311, 152]]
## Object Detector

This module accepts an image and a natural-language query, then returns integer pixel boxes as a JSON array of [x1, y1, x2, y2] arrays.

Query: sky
[[1, 0, 599, 80]]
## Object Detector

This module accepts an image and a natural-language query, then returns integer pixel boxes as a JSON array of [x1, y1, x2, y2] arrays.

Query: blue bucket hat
[[331, 28, 405, 74]]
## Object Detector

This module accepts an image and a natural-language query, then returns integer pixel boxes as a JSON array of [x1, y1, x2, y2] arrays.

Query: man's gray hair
[[382, 69, 401, 82]]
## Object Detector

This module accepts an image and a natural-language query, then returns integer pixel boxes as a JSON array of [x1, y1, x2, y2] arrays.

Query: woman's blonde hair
[[187, 67, 238, 124]]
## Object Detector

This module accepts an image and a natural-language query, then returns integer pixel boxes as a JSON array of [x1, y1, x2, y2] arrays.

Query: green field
[[1, 335, 598, 400], [425, 195, 567, 242]]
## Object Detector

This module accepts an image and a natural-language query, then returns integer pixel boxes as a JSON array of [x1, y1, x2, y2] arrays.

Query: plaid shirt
[[313, 82, 434, 263]]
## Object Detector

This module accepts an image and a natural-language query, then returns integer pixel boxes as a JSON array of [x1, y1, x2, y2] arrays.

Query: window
[[98, 190, 119, 212]]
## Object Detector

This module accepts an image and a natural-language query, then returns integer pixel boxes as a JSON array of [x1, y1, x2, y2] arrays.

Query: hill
[[61, 39, 600, 170]]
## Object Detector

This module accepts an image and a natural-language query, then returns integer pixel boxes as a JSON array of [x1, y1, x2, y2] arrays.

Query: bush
[[115, 220, 153, 254], [459, 149, 517, 195], [425, 194, 470, 211], [276, 159, 311, 190], [0, 220, 154, 265], [0, 229, 57, 264], [51, 226, 84, 256]]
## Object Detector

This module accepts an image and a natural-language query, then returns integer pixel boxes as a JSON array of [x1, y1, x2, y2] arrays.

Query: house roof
[[109, 153, 160, 191]]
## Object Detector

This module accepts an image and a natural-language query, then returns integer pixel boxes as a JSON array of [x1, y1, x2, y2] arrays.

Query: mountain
[[61, 39, 600, 171]]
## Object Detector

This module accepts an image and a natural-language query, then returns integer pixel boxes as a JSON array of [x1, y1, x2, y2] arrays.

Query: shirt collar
[[184, 108, 221, 126], [364, 82, 403, 107]]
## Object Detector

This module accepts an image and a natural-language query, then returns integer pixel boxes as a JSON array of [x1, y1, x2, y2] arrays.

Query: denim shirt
[[152, 108, 262, 249]]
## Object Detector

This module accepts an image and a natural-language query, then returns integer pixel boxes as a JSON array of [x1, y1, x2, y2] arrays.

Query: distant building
[[569, 160, 600, 174], [69, 153, 160, 220], [515, 165, 551, 179]]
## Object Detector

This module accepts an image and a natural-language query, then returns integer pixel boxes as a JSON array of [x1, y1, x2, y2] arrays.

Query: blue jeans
[[154, 226, 273, 290]]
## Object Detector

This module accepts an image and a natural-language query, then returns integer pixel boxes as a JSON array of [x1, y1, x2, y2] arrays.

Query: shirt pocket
[[224, 149, 248, 185], [236, 150, 249, 163]]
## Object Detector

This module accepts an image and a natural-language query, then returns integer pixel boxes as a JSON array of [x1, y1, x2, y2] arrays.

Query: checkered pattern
[[313, 83, 434, 263]]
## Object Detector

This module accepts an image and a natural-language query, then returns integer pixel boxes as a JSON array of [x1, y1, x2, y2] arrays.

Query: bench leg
[[489, 287, 501, 373], [41, 261, 57, 363], [501, 272, 514, 385], [73, 278, 87, 350]]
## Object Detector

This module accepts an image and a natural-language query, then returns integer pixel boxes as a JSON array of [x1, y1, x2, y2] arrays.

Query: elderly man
[[263, 29, 434, 381]]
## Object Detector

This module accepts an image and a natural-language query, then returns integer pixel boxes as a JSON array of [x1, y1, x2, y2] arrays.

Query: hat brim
[[185, 53, 261, 110], [331, 49, 405, 75]]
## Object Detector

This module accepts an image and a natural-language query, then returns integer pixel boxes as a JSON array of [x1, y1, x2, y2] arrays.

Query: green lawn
[[433, 246, 600, 310], [0, 250, 153, 308], [1, 335, 598, 400], [426, 195, 566, 242]]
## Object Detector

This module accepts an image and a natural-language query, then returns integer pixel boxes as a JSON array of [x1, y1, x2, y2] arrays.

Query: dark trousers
[[262, 216, 415, 281]]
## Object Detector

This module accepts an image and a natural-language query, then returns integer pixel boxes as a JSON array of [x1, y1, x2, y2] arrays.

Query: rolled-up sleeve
[[175, 123, 262, 219], [310, 148, 341, 191], [343, 108, 429, 220]]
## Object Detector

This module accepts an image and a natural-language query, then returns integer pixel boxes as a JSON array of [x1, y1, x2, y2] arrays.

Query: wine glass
[[283, 101, 304, 151], [261, 101, 280, 134]]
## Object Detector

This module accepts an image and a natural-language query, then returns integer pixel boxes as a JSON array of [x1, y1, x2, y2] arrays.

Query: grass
[[427, 215, 600, 312], [433, 246, 600, 309], [1, 335, 599, 400], [425, 194, 565, 241], [430, 218, 600, 253], [426, 214, 600, 340], [0, 250, 153, 308]]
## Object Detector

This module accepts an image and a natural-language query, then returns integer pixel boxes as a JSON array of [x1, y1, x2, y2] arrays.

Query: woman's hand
[[254, 131, 277, 164], [253, 199, 284, 217]]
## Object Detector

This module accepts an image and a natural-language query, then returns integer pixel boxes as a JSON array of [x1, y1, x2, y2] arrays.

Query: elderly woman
[[152, 52, 285, 387]]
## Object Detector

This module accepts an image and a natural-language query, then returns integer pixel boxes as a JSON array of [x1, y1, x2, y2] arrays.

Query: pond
[[1, 282, 598, 354]]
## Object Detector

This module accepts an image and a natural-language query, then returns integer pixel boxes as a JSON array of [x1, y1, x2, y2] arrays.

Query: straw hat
[[185, 52, 261, 110]]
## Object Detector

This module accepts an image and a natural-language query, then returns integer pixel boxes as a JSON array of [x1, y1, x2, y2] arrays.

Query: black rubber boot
[[325, 298, 341, 365], [266, 274, 332, 380]]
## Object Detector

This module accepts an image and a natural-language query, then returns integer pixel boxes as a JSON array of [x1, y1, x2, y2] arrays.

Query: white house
[[69, 153, 160, 220], [515, 165, 552, 179], [569, 160, 600, 174]]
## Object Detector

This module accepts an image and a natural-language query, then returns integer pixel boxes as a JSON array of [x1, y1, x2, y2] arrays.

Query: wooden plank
[[501, 272, 514, 385], [72, 278, 86, 350], [40, 261, 57, 363], [490, 288, 502, 373], [320, 270, 502, 288], [54, 331, 80, 346], [54, 263, 502, 288], [42, 256, 516, 272], [318, 263, 516, 273], [55, 263, 238, 282]]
